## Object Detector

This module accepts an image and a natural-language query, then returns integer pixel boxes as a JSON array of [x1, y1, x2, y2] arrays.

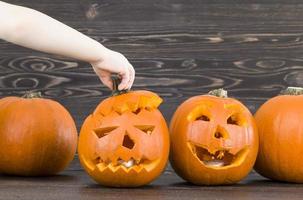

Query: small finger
[[118, 70, 130, 90], [127, 65, 135, 90], [94, 68, 113, 90], [100, 76, 113, 90]]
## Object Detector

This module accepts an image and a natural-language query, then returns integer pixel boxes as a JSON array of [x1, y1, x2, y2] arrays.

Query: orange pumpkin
[[254, 87, 303, 182], [0, 92, 78, 176], [170, 89, 258, 185], [78, 87, 169, 187]]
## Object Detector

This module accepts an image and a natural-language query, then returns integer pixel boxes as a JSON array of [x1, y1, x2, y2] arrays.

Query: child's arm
[[0, 1, 134, 90]]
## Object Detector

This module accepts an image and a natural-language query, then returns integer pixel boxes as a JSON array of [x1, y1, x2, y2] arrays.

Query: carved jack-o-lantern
[[78, 90, 169, 187], [170, 89, 258, 185]]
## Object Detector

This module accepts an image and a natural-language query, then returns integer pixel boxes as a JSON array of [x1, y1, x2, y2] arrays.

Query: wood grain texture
[[1, 55, 300, 129], [1, 1, 303, 128], [1, 0, 303, 199]]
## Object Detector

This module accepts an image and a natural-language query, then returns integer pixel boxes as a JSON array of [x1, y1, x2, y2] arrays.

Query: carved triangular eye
[[132, 108, 141, 115], [134, 125, 155, 135], [196, 115, 210, 121], [94, 126, 118, 138], [227, 114, 244, 126], [227, 116, 239, 125]]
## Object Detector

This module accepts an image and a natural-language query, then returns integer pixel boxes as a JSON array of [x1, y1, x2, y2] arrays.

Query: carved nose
[[122, 134, 135, 149], [214, 126, 229, 139]]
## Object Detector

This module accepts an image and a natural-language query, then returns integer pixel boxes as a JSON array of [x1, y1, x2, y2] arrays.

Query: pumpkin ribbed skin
[[78, 90, 170, 187], [0, 96, 78, 176], [254, 95, 303, 182], [170, 94, 258, 185]]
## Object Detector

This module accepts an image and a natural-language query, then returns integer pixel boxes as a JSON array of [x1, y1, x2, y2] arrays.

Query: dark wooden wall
[[1, 0, 303, 130]]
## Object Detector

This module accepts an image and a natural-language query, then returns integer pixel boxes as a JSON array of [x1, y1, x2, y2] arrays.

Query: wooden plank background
[[2, 0, 303, 128], [1, 1, 303, 199]]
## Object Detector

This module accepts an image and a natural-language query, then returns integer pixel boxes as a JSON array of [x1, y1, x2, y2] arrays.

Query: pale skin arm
[[0, 1, 135, 90]]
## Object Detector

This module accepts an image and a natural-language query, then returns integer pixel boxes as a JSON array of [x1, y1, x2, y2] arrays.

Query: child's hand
[[91, 50, 135, 91], [0, 1, 136, 91]]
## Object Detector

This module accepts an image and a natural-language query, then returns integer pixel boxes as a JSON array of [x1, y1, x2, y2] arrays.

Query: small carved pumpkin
[[254, 87, 303, 183], [78, 89, 169, 187], [170, 89, 258, 185], [0, 92, 78, 176]]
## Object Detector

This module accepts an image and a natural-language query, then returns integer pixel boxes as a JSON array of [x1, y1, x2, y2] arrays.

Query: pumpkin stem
[[208, 88, 228, 98], [281, 87, 303, 95], [111, 75, 129, 96], [22, 91, 42, 98]]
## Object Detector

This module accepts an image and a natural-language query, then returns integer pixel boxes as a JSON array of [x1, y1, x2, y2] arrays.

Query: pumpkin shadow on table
[[79, 183, 172, 199], [83, 182, 165, 190], [244, 179, 303, 187], [171, 179, 303, 188]]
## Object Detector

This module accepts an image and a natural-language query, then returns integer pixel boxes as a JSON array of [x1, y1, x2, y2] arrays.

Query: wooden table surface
[[1, 0, 303, 199], [2, 156, 303, 200]]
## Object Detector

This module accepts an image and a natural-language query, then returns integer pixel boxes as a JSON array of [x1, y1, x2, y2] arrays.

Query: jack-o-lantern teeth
[[94, 156, 157, 173], [96, 162, 146, 173], [118, 158, 135, 168], [188, 142, 249, 168], [105, 154, 137, 166]]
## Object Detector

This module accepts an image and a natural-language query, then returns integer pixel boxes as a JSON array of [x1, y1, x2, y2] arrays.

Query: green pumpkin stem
[[111, 75, 129, 96], [22, 91, 42, 98], [281, 87, 303, 95], [208, 88, 228, 98]]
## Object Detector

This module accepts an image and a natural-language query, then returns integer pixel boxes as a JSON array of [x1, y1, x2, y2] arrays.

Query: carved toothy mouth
[[188, 142, 249, 168], [94, 157, 160, 173]]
